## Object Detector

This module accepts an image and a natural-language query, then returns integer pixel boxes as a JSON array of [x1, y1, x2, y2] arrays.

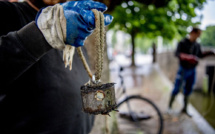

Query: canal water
[[190, 91, 215, 129]]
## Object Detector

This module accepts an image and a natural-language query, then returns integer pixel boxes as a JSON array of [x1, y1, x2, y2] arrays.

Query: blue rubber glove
[[36, 1, 113, 48], [61, 1, 113, 47]]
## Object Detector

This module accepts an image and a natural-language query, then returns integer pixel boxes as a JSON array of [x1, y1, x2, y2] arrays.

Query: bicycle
[[115, 66, 163, 134]]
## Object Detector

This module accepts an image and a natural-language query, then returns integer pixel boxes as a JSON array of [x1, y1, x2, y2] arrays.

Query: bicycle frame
[[116, 67, 142, 121], [114, 66, 163, 134]]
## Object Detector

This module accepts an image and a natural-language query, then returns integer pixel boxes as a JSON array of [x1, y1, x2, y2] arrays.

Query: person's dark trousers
[[168, 66, 196, 117]]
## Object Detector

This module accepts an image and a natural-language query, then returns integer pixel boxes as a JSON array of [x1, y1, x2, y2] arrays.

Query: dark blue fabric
[[172, 66, 196, 96]]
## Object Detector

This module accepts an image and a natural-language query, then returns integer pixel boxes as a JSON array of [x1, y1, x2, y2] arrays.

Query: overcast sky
[[198, 0, 215, 29]]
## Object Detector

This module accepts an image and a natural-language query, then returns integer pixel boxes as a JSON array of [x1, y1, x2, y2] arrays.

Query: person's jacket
[[0, 2, 94, 134]]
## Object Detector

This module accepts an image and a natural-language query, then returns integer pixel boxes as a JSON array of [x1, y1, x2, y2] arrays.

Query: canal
[[190, 91, 215, 129]]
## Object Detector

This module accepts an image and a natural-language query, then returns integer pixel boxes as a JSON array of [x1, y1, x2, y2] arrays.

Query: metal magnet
[[80, 83, 117, 115]]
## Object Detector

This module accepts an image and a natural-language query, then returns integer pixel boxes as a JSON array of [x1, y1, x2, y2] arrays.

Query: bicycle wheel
[[117, 95, 163, 134]]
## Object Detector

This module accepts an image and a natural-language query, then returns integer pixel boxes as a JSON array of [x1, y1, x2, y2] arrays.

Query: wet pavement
[[90, 60, 215, 134], [109, 61, 215, 134]]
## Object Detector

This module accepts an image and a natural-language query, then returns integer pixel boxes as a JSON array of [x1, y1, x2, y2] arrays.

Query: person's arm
[[175, 41, 198, 64], [0, 2, 51, 88], [0, 1, 113, 89], [0, 22, 52, 88], [179, 53, 198, 64], [195, 43, 215, 58], [200, 51, 215, 58]]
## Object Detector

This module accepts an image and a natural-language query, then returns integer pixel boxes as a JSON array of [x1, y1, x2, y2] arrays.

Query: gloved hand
[[36, 1, 113, 49]]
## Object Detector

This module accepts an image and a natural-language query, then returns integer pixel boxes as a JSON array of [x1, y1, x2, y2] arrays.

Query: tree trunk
[[152, 42, 157, 63], [131, 32, 136, 66]]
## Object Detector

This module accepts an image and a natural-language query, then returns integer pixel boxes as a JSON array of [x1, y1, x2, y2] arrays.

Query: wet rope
[[99, 10, 105, 81], [77, 10, 109, 132], [92, 9, 104, 81], [77, 9, 105, 82], [76, 47, 92, 79]]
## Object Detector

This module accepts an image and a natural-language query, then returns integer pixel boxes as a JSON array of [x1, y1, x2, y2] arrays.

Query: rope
[[105, 115, 109, 134], [77, 10, 109, 132], [63, 9, 105, 82], [99, 11, 105, 81], [92, 9, 104, 81], [76, 9, 105, 83], [76, 47, 93, 79]]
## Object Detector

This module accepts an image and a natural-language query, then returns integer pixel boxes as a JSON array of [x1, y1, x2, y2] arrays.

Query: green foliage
[[200, 25, 215, 47], [111, 30, 117, 48], [135, 37, 155, 53], [108, 0, 206, 65], [109, 0, 206, 40]]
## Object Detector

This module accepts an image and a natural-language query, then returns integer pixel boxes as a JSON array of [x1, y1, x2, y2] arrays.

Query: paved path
[[90, 62, 215, 134], [109, 62, 211, 134]]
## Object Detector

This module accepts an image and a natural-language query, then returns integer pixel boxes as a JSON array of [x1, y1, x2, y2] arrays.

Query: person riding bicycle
[[168, 27, 214, 117]]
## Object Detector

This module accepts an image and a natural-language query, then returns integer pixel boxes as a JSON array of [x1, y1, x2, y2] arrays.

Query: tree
[[95, 0, 169, 12], [108, 0, 206, 66], [200, 25, 215, 47]]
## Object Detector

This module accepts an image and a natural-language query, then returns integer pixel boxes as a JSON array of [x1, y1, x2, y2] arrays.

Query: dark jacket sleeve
[[196, 44, 214, 58], [0, 22, 52, 88]]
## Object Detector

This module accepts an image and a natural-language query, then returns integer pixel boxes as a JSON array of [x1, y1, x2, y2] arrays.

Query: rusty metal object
[[80, 83, 117, 115]]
